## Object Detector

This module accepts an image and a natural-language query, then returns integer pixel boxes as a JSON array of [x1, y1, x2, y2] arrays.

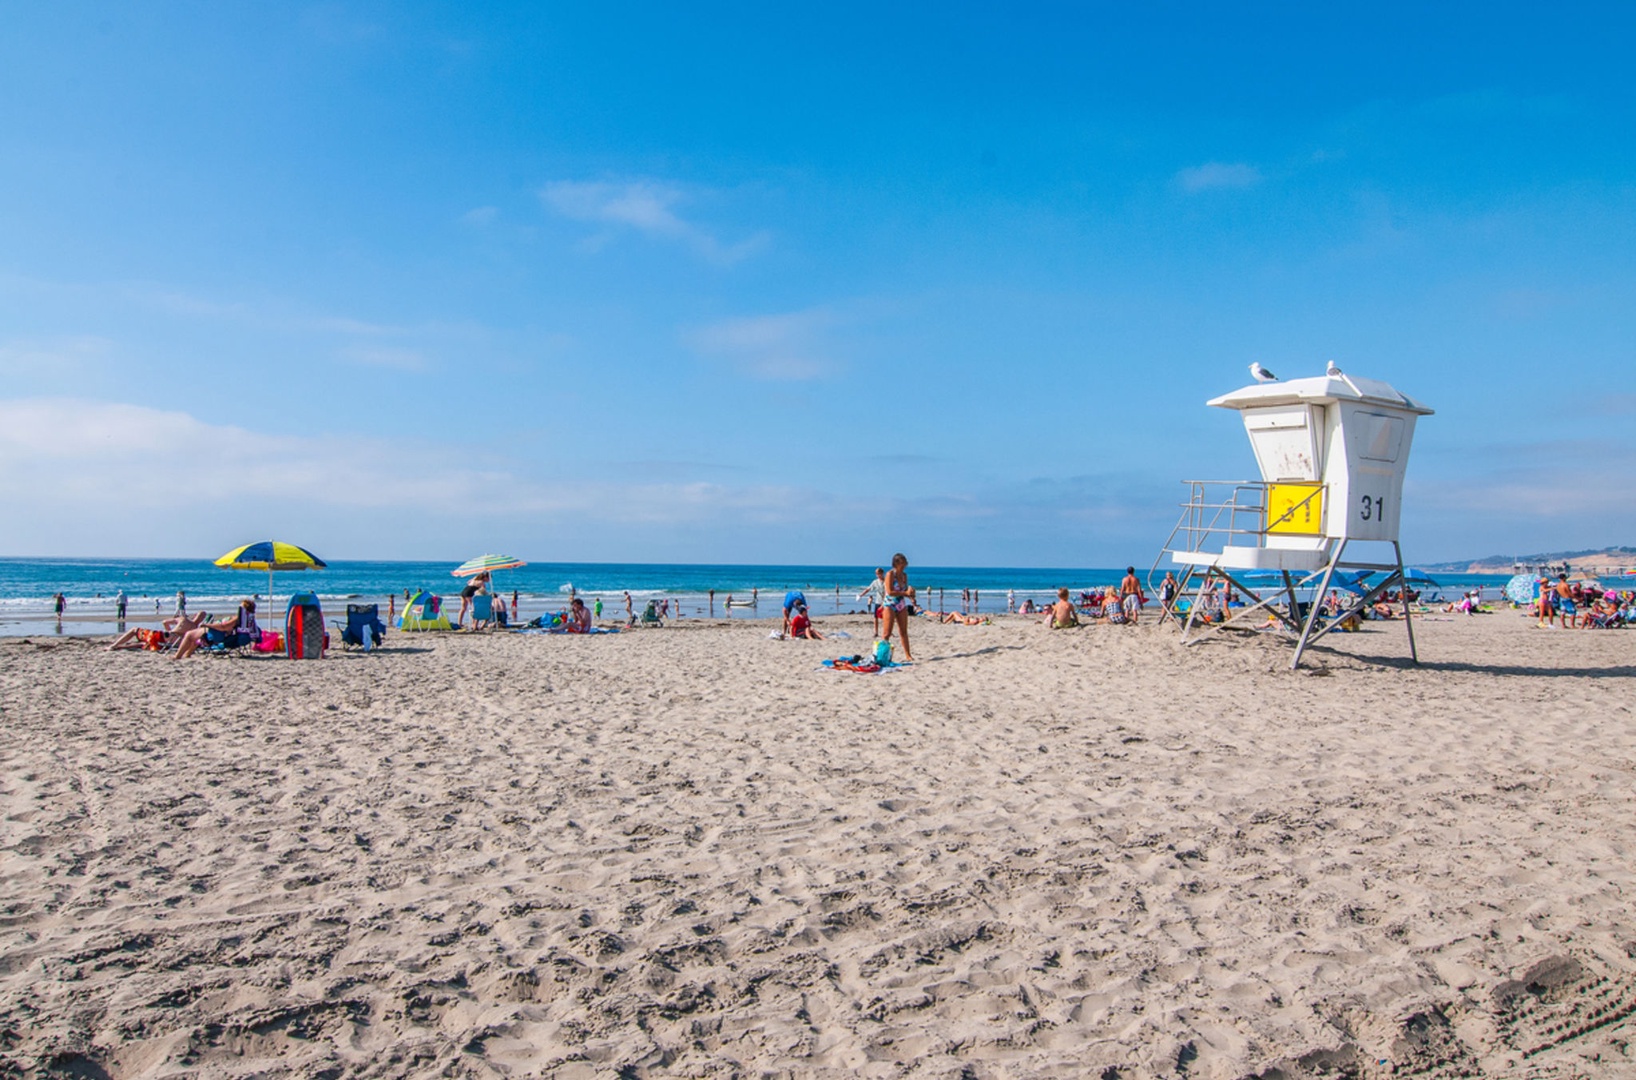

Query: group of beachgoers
[[1014, 568, 1154, 629], [107, 599, 262, 659], [1535, 574, 1633, 629]]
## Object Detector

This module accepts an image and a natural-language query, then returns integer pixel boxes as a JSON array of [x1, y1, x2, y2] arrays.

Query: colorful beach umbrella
[[214, 541, 327, 605], [1503, 573, 1538, 605], [452, 554, 527, 577]]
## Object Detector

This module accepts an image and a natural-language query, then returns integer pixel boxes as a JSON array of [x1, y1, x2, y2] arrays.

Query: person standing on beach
[[623, 591, 633, 624], [458, 571, 490, 627], [1157, 571, 1179, 624], [1536, 579, 1555, 628], [175, 590, 187, 617], [594, 597, 603, 619], [1553, 573, 1579, 629], [53, 592, 67, 620], [708, 588, 714, 616], [1006, 588, 1015, 613], [858, 569, 886, 635], [882, 553, 914, 661], [115, 589, 127, 622], [1120, 567, 1145, 625]]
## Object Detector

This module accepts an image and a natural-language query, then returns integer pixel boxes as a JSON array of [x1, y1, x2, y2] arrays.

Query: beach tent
[[1503, 574, 1539, 605], [398, 590, 454, 631]]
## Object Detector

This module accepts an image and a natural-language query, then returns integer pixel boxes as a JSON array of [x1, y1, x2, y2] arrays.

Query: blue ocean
[[0, 557, 1508, 636]]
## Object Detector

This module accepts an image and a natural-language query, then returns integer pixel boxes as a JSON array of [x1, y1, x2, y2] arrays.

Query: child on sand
[[1045, 588, 1078, 629]]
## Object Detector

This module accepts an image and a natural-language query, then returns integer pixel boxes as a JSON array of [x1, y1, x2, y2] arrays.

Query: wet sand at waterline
[[1, 613, 1632, 1077]]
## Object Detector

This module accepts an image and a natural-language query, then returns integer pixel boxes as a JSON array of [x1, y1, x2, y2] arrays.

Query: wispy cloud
[[0, 398, 874, 557], [539, 179, 768, 264], [1174, 161, 1262, 193], [683, 309, 839, 380], [339, 345, 429, 371], [460, 205, 499, 226], [0, 335, 113, 374]]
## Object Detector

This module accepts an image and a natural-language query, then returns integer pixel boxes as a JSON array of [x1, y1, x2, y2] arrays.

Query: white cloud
[[1174, 162, 1263, 193], [539, 180, 768, 264], [460, 205, 499, 226], [683, 310, 838, 380], [0, 399, 860, 556]]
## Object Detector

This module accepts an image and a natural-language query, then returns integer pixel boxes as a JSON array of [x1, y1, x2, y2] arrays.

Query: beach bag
[[873, 639, 892, 666], [285, 593, 326, 660]]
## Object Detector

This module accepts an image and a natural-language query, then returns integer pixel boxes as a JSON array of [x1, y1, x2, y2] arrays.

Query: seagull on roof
[[1326, 360, 1343, 377], [1249, 362, 1278, 383]]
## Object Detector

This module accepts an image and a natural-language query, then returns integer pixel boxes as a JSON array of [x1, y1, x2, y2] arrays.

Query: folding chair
[[334, 604, 387, 650]]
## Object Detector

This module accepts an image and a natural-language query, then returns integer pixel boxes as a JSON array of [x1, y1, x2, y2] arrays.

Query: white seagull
[[1249, 362, 1278, 383], [1326, 360, 1343, 377]]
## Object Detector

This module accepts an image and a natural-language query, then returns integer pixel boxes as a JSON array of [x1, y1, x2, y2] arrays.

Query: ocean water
[[0, 557, 1510, 636]]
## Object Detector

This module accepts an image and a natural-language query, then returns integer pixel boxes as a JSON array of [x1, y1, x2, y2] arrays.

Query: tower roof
[[1208, 373, 1433, 415]]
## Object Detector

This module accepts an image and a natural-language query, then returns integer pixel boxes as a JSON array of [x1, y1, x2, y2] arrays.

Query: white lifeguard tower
[[1153, 367, 1434, 668]]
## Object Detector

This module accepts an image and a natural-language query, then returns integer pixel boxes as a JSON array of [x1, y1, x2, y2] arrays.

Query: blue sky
[[2, 3, 1632, 565]]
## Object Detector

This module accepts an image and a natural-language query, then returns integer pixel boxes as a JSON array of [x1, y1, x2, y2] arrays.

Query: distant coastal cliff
[[1425, 546, 1636, 575]]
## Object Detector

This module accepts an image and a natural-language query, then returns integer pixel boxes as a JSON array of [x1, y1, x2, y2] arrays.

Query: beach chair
[[200, 615, 258, 658], [469, 593, 496, 631], [334, 604, 386, 650], [639, 600, 663, 627]]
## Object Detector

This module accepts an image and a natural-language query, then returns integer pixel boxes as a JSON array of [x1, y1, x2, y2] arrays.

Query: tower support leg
[[1395, 540, 1418, 664], [1291, 541, 1345, 671]]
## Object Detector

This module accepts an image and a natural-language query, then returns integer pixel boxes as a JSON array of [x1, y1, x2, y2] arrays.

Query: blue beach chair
[[334, 604, 386, 650]]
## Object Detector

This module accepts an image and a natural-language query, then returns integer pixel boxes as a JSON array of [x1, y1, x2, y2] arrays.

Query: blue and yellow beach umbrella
[[215, 540, 327, 605]]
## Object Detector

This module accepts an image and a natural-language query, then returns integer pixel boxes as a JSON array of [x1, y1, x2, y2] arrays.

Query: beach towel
[[515, 626, 620, 635], [822, 654, 908, 674]]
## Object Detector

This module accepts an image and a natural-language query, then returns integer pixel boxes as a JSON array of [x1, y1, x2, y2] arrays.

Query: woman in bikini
[[882, 553, 914, 661], [108, 610, 207, 651]]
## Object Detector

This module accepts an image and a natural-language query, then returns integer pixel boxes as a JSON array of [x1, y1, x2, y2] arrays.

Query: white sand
[[1, 613, 1633, 1077]]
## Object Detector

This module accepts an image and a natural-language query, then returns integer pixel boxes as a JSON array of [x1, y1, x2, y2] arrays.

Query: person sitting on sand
[[109, 610, 207, 652], [174, 600, 259, 659], [566, 597, 592, 633], [789, 603, 823, 640], [1102, 588, 1128, 625], [1045, 588, 1078, 629]]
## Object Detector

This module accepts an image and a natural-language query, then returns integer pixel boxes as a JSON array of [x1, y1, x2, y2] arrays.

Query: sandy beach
[[1, 612, 1633, 1078]]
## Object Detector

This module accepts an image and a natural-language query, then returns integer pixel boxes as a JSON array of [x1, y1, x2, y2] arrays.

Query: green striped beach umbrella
[[453, 554, 526, 615], [452, 554, 527, 577]]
